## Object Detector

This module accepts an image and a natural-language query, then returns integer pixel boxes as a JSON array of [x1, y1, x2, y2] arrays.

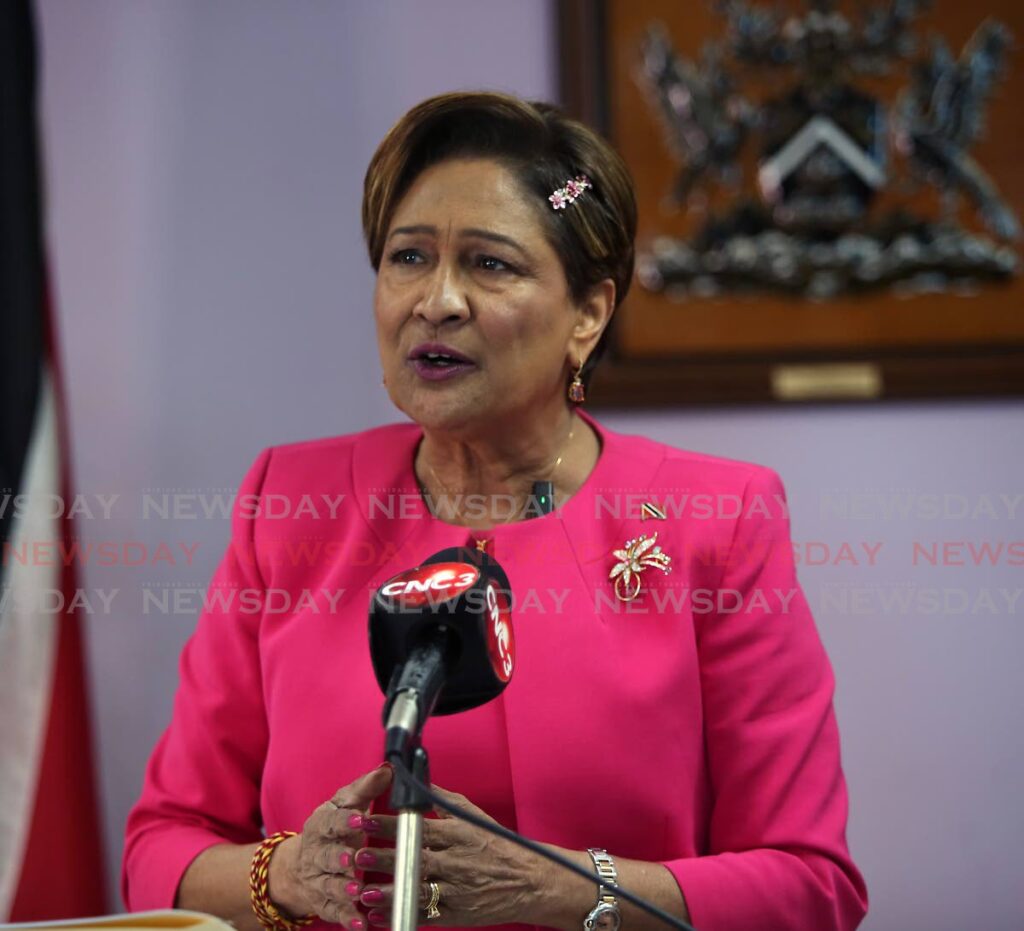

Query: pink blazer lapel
[[498, 422, 689, 854]]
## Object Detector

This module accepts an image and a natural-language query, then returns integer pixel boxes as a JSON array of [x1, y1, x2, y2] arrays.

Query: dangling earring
[[568, 360, 586, 404]]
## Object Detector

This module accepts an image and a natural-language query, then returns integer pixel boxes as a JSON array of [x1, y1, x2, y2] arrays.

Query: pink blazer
[[122, 410, 868, 930]]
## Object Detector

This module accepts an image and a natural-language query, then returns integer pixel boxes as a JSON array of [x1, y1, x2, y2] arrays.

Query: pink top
[[123, 410, 868, 930]]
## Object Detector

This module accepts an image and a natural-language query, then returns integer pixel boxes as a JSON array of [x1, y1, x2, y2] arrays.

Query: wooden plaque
[[559, 0, 1024, 405]]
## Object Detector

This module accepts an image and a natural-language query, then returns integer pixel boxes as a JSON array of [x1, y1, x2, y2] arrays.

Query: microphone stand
[[391, 745, 431, 931], [385, 692, 434, 931]]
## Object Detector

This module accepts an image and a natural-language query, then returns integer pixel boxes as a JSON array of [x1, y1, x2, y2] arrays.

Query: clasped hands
[[269, 763, 553, 929]]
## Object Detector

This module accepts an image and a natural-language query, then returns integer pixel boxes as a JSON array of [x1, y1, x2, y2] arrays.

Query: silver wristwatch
[[583, 848, 621, 931]]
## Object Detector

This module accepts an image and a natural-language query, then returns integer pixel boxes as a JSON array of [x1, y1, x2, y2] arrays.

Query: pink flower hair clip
[[549, 174, 592, 210]]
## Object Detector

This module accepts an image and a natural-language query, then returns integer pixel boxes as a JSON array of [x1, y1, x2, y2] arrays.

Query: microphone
[[368, 546, 515, 762]]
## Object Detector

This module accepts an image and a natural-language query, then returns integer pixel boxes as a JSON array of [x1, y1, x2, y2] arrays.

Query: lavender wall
[[35, 1, 1023, 928]]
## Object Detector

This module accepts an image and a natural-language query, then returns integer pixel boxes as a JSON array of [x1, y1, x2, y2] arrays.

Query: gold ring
[[425, 881, 441, 920]]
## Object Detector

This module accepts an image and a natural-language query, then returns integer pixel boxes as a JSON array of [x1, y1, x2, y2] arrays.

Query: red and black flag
[[0, 0, 107, 919]]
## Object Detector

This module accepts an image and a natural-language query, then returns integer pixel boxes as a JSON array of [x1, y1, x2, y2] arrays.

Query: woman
[[123, 92, 868, 931]]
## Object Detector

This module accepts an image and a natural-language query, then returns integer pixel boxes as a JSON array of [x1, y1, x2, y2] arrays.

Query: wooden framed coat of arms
[[559, 0, 1024, 404]]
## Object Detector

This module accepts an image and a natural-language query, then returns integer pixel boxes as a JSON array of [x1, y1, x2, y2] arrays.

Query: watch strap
[[587, 848, 618, 906]]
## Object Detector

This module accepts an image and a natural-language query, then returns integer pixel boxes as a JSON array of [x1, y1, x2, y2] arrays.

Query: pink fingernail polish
[[355, 850, 377, 867], [367, 910, 387, 926], [345, 881, 362, 897], [339, 851, 353, 868], [350, 921, 366, 931], [361, 888, 384, 905], [362, 817, 381, 832], [347, 813, 364, 830]]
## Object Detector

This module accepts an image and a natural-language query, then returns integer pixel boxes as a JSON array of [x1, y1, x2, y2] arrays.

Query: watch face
[[587, 903, 621, 931]]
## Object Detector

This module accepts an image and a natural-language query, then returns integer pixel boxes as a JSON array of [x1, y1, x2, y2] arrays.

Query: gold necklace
[[419, 420, 576, 526]]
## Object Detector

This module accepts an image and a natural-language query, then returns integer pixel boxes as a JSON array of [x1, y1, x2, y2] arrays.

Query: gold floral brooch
[[609, 531, 672, 602]]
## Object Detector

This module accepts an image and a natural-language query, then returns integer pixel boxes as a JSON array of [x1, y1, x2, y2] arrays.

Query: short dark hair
[[362, 91, 637, 388]]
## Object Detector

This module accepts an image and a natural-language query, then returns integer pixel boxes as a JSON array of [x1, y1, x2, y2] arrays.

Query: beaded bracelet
[[249, 831, 316, 931]]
